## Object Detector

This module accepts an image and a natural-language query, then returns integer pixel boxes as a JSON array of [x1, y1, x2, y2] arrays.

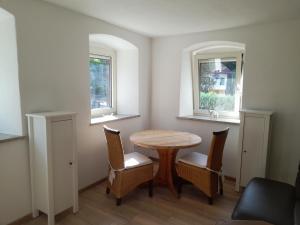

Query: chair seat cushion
[[124, 152, 152, 169], [178, 152, 208, 168], [232, 177, 295, 225]]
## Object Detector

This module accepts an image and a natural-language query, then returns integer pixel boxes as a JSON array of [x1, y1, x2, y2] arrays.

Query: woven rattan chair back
[[206, 128, 229, 172], [103, 125, 125, 170]]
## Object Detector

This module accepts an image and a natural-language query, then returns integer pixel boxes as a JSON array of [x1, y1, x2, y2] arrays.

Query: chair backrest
[[103, 125, 125, 170], [206, 128, 229, 172]]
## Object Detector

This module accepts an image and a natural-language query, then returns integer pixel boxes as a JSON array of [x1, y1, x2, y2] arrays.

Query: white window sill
[[90, 114, 140, 125], [177, 115, 240, 125], [0, 133, 25, 143]]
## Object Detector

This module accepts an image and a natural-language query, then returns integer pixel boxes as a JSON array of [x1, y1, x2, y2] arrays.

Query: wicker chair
[[103, 125, 154, 205], [176, 128, 229, 204]]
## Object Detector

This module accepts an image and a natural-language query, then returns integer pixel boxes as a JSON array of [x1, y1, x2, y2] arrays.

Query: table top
[[130, 130, 202, 150]]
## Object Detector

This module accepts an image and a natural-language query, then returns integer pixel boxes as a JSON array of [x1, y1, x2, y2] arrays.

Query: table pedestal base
[[154, 148, 179, 196]]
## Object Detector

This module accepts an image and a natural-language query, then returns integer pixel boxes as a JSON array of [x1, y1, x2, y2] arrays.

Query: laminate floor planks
[[22, 179, 240, 225]]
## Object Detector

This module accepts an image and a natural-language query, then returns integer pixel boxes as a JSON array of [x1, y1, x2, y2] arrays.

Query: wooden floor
[[22, 179, 240, 225]]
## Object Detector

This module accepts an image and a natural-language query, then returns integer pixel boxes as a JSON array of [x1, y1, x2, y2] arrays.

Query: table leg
[[155, 148, 179, 196]]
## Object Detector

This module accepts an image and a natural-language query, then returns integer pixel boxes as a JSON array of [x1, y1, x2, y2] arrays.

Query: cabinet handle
[[69, 162, 73, 165]]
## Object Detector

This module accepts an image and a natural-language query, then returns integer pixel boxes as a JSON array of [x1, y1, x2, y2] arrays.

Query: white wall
[[0, 139, 31, 225], [117, 49, 139, 115], [151, 19, 300, 184], [0, 8, 22, 135], [0, 0, 152, 224]]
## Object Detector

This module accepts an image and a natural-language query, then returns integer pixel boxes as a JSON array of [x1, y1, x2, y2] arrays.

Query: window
[[192, 52, 243, 118], [89, 35, 140, 124], [89, 51, 116, 117]]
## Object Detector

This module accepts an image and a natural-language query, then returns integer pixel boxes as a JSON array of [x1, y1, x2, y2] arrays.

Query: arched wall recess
[[0, 8, 23, 135], [179, 41, 246, 116], [89, 34, 139, 117]]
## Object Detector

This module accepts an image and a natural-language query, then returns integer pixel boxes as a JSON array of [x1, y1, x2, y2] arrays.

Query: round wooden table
[[130, 130, 202, 196]]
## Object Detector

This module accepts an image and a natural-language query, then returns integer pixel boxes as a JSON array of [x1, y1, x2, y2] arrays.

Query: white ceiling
[[44, 0, 300, 37]]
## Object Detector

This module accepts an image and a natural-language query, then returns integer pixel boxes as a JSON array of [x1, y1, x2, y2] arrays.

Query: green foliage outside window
[[198, 59, 237, 112], [199, 92, 235, 111], [90, 56, 112, 109]]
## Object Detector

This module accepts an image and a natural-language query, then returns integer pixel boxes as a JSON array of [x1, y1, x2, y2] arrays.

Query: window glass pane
[[90, 55, 112, 109], [198, 57, 236, 112]]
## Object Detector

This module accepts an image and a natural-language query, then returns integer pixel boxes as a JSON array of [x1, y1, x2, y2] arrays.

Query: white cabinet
[[235, 109, 273, 191], [26, 112, 78, 225]]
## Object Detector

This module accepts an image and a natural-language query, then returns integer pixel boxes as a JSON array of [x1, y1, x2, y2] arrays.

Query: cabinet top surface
[[26, 111, 76, 118], [240, 109, 273, 115]]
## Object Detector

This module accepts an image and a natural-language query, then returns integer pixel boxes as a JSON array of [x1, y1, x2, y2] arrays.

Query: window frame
[[192, 52, 243, 119], [89, 47, 117, 118]]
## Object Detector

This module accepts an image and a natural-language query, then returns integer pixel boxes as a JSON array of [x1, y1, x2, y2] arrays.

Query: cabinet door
[[241, 115, 265, 186], [51, 119, 74, 214]]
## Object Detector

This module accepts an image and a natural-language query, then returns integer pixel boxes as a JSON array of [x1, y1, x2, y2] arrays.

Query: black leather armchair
[[232, 165, 300, 225]]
